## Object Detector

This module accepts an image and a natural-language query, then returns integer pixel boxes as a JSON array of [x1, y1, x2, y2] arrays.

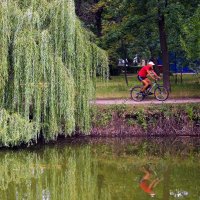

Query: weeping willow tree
[[0, 0, 108, 147]]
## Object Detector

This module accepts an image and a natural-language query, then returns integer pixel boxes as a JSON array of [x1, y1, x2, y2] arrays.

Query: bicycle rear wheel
[[130, 86, 144, 101], [154, 86, 169, 101]]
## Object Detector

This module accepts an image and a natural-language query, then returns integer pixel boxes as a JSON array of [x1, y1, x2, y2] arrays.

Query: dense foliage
[[0, 0, 108, 147], [81, 0, 199, 63], [76, 0, 200, 88]]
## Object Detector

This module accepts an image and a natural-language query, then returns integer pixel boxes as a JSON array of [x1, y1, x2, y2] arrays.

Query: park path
[[92, 98, 200, 105]]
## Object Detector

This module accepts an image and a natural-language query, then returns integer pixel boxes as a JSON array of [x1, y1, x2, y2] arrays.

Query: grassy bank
[[1, 103, 199, 148], [91, 103, 200, 136], [96, 74, 200, 99]]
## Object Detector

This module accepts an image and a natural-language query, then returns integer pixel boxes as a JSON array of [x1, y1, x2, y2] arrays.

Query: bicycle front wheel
[[130, 86, 144, 101], [154, 86, 169, 101]]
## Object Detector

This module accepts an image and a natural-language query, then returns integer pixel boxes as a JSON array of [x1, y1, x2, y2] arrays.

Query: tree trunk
[[174, 52, 177, 84], [121, 40, 128, 86], [124, 60, 128, 86], [158, 8, 171, 91], [94, 0, 103, 37], [181, 66, 183, 84]]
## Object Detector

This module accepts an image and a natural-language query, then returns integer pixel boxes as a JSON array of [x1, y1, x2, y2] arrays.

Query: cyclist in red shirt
[[137, 61, 160, 94]]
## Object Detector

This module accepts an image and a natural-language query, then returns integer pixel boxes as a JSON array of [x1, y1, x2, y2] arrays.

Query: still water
[[0, 137, 200, 200]]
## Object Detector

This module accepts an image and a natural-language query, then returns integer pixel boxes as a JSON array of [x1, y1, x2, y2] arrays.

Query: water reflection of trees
[[0, 147, 111, 200], [0, 138, 200, 199]]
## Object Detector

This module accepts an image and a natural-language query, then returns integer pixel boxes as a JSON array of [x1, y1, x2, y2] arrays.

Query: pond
[[0, 137, 200, 200]]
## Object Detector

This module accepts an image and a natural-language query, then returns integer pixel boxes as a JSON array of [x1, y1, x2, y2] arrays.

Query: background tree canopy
[[75, 0, 200, 89]]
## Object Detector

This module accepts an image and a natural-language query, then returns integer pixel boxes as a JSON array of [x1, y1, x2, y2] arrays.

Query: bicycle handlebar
[[154, 77, 162, 82]]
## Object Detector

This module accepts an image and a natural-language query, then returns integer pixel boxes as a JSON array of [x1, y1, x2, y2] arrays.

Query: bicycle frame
[[146, 81, 158, 95]]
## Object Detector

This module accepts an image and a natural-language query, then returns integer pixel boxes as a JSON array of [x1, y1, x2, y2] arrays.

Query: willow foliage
[[0, 0, 108, 147]]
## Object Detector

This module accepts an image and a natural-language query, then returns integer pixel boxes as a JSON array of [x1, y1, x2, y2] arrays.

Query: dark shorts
[[138, 75, 146, 82]]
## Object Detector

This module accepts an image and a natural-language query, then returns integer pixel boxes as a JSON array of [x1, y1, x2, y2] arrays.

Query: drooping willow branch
[[0, 0, 108, 147]]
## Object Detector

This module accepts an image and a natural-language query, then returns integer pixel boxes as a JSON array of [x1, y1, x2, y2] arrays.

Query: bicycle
[[130, 80, 169, 101]]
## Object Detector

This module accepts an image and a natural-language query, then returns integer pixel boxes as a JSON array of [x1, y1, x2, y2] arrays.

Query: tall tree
[[93, 0, 103, 37], [75, 0, 103, 37], [157, 0, 170, 90]]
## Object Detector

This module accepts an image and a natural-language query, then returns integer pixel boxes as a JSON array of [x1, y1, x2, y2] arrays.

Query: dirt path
[[92, 98, 200, 105]]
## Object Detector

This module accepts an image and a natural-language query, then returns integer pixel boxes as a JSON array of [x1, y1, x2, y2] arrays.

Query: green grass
[[96, 74, 200, 99]]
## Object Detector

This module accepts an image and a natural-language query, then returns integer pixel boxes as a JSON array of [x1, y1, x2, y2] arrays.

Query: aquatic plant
[[0, 0, 108, 147]]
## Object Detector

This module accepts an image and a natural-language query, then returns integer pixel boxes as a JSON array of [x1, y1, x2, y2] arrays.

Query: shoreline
[[2, 134, 200, 151], [1, 103, 200, 149]]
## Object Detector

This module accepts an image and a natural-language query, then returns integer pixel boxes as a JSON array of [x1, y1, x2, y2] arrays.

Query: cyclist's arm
[[148, 70, 161, 80], [152, 71, 161, 79], [147, 70, 158, 80]]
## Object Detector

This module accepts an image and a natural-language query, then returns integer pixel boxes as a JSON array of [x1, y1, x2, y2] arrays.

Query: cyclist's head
[[148, 61, 155, 66]]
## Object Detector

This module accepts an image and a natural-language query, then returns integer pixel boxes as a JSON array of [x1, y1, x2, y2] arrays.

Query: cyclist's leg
[[137, 75, 146, 93], [146, 78, 152, 90], [146, 83, 152, 90], [141, 78, 151, 92]]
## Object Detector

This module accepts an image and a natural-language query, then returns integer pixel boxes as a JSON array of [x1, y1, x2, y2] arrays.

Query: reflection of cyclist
[[139, 167, 161, 197], [137, 61, 160, 94]]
